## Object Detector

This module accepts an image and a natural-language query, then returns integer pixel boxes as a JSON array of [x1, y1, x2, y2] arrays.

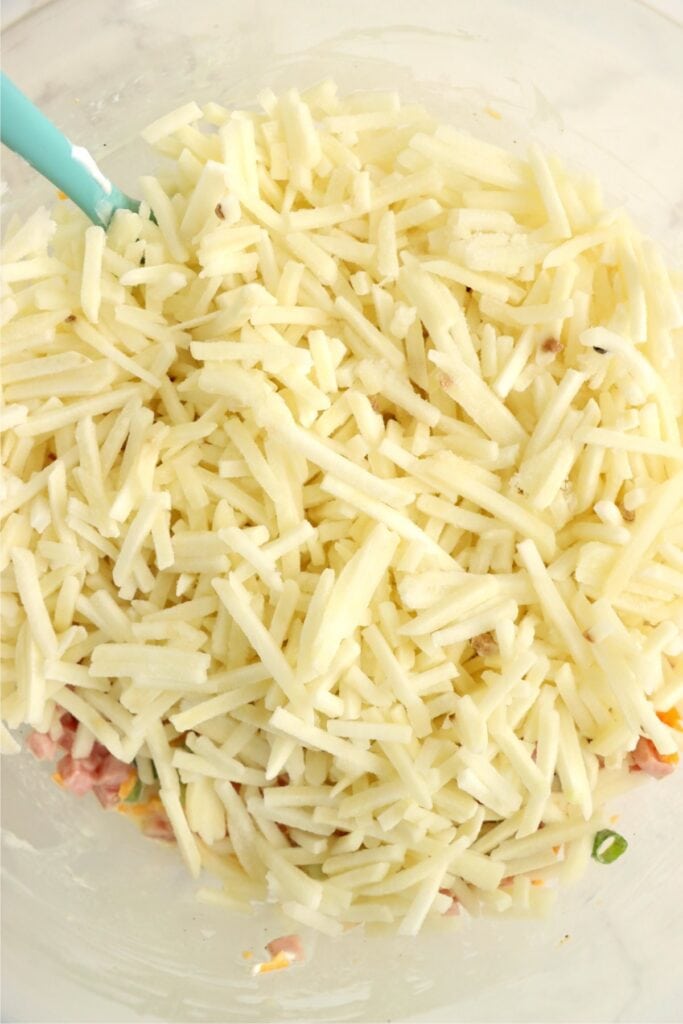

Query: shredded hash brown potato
[[1, 82, 682, 935]]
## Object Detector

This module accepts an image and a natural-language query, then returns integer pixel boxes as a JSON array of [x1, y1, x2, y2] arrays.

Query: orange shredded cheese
[[118, 772, 138, 800], [657, 708, 682, 731], [118, 796, 162, 818], [252, 951, 292, 975]]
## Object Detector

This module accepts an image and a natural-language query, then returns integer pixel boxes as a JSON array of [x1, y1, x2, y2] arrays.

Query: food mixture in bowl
[[1, 82, 681, 946]]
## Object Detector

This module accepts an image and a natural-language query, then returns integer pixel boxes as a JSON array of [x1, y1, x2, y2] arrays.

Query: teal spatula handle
[[0, 72, 139, 228]]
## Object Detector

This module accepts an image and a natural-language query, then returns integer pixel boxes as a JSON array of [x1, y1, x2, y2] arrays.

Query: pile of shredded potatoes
[[2, 82, 682, 936]]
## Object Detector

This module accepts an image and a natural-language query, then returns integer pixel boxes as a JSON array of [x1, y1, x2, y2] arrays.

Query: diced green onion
[[592, 829, 628, 864], [125, 777, 143, 803]]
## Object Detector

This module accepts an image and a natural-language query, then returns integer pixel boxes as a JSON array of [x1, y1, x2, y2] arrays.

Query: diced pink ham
[[92, 756, 133, 808], [630, 737, 677, 779], [97, 755, 132, 788], [58, 731, 75, 752], [27, 732, 59, 761], [57, 754, 99, 796], [93, 784, 123, 809], [141, 813, 175, 842], [57, 713, 78, 751], [439, 887, 460, 916], [265, 934, 305, 962], [28, 707, 139, 812], [57, 743, 132, 801]]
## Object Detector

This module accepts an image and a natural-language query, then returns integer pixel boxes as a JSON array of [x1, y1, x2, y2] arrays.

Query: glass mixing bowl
[[2, 1, 682, 1020]]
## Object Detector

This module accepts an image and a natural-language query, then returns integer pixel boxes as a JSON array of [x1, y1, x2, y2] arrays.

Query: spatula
[[1, 72, 140, 228]]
